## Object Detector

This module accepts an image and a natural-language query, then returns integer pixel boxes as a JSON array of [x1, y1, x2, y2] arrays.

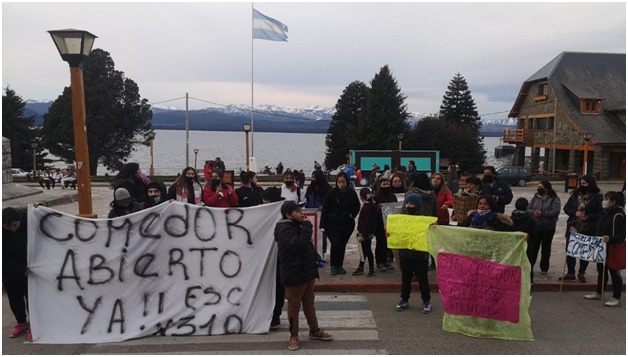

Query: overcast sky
[[2, 2, 626, 120]]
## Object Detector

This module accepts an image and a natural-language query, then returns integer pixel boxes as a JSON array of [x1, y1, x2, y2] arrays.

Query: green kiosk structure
[[350, 150, 440, 186]]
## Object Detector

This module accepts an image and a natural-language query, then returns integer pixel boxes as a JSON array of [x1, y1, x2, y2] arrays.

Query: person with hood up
[[108, 188, 144, 218], [168, 167, 204, 205], [394, 193, 432, 314], [145, 180, 168, 208], [459, 195, 514, 231], [275, 201, 333, 351]]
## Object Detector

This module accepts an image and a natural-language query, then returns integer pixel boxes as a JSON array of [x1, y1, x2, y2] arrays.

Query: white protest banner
[[566, 232, 606, 263], [27, 201, 282, 344], [303, 208, 323, 257]]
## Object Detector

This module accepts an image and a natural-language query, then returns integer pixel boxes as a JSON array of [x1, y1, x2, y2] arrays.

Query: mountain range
[[24, 100, 515, 136]]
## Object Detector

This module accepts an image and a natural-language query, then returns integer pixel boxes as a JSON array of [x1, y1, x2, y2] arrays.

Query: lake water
[[50, 130, 509, 175]]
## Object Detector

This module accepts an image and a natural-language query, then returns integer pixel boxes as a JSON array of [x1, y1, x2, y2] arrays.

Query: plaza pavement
[[2, 179, 625, 293]]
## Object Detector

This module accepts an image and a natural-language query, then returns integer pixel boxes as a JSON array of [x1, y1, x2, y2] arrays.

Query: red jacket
[[203, 184, 239, 207], [435, 189, 454, 223]]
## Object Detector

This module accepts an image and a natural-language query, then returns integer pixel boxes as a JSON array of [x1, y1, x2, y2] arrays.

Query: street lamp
[[147, 131, 156, 176], [31, 143, 38, 179], [582, 132, 593, 175], [243, 122, 252, 171], [48, 28, 97, 218], [193, 148, 199, 172], [397, 133, 405, 151]]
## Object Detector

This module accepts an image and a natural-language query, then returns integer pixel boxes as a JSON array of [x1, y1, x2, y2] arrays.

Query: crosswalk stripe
[[93, 349, 388, 355]]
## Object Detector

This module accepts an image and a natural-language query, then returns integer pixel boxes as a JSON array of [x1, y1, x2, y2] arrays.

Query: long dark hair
[[477, 195, 499, 212], [539, 180, 557, 197], [306, 169, 332, 197], [578, 175, 601, 194], [110, 162, 140, 188], [172, 167, 202, 194]]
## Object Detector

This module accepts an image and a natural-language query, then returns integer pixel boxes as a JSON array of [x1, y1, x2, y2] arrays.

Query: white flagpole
[[250, 3, 255, 159]]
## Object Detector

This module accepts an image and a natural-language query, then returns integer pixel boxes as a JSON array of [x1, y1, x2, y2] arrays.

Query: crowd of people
[[3, 157, 625, 349]]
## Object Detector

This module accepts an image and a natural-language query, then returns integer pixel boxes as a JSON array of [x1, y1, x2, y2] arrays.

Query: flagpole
[[250, 2, 255, 160]]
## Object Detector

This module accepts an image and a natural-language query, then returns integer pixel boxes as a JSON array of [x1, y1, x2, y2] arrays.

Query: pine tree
[[2, 87, 49, 171], [324, 80, 368, 170], [355, 65, 410, 150], [41, 49, 153, 175], [439, 73, 482, 132]]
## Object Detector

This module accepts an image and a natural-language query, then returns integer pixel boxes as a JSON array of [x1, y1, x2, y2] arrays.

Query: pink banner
[[437, 252, 521, 323]]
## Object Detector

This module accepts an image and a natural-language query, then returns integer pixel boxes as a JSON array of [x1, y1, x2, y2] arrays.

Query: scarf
[[471, 210, 497, 227]]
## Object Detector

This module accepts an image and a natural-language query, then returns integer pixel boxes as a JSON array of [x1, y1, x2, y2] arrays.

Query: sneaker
[[577, 272, 587, 283], [367, 269, 375, 277], [270, 317, 281, 330], [605, 298, 621, 307], [308, 328, 333, 341], [338, 267, 347, 275], [559, 273, 576, 282], [377, 263, 387, 272], [288, 336, 299, 350], [330, 266, 339, 276], [25, 328, 32, 342], [584, 292, 601, 300], [421, 302, 432, 314], [395, 299, 409, 311], [9, 323, 29, 338], [385, 263, 395, 271], [352, 267, 364, 276]]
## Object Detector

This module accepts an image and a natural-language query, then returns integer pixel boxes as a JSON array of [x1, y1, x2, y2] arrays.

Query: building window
[[547, 116, 554, 130], [581, 99, 601, 114], [536, 118, 547, 130], [539, 83, 548, 96]]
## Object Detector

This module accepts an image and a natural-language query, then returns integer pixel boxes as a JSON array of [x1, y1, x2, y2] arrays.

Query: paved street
[[3, 291, 625, 354]]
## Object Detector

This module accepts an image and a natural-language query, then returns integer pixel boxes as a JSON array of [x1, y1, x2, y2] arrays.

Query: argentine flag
[[253, 9, 288, 42]]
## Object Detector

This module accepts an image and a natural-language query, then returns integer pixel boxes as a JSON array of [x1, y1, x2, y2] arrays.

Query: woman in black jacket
[[110, 162, 147, 206], [562, 175, 603, 282], [584, 191, 625, 306], [320, 172, 360, 276]]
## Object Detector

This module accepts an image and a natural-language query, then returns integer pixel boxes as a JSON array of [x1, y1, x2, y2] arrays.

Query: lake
[[49, 130, 510, 175]]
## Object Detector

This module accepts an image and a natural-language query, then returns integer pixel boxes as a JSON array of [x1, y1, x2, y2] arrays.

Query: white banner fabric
[[27, 202, 282, 344]]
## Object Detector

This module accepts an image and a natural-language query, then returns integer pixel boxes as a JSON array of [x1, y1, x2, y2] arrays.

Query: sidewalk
[[3, 180, 625, 293]]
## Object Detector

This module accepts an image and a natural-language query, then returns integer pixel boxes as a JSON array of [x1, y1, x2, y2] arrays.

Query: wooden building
[[505, 52, 625, 179]]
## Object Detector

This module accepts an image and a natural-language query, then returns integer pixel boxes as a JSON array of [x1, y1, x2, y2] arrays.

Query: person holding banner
[[2, 207, 32, 342], [203, 170, 239, 208], [584, 191, 625, 307], [562, 175, 603, 282], [236, 171, 264, 207], [168, 167, 204, 205], [275, 201, 333, 350], [395, 193, 433, 313], [320, 172, 360, 276], [145, 180, 168, 208], [527, 181, 561, 277]]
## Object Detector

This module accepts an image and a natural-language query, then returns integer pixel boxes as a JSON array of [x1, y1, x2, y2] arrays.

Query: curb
[[314, 281, 618, 293]]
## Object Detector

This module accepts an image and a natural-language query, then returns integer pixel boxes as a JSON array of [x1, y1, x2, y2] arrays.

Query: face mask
[[337, 183, 347, 190], [579, 186, 588, 194], [602, 200, 610, 209], [537, 188, 545, 195], [285, 181, 295, 187], [380, 187, 391, 194], [478, 209, 491, 215], [148, 196, 161, 206], [482, 175, 495, 184], [211, 179, 221, 187], [405, 207, 419, 215]]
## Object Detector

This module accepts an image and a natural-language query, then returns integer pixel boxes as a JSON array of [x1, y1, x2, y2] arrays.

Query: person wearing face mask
[[168, 167, 204, 205], [202, 170, 239, 208], [108, 188, 144, 218], [281, 171, 307, 206], [390, 173, 407, 194], [145, 180, 168, 208], [459, 195, 514, 231], [584, 191, 625, 306], [275, 201, 333, 350], [480, 166, 513, 213], [562, 175, 603, 282], [395, 193, 432, 314], [526, 181, 561, 279], [373, 177, 398, 271], [320, 172, 361, 275]]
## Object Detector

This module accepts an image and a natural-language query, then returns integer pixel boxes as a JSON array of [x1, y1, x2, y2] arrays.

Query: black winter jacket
[[563, 189, 603, 237], [274, 219, 319, 287], [320, 188, 360, 229], [2, 209, 28, 284], [596, 206, 626, 245]]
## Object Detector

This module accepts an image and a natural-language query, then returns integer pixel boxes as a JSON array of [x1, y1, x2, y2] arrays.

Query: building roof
[[512, 52, 626, 145]]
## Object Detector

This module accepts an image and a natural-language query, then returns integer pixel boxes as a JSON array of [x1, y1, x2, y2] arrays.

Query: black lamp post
[[48, 28, 97, 218], [193, 148, 199, 173]]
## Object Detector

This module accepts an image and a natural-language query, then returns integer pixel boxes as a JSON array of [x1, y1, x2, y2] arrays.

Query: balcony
[[502, 129, 534, 146]]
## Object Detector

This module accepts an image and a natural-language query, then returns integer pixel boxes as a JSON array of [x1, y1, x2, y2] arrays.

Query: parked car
[[11, 168, 29, 178], [496, 166, 533, 187]]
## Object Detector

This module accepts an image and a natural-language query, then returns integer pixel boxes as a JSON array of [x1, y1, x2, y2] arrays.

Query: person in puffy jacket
[[275, 201, 332, 351], [527, 181, 561, 278]]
